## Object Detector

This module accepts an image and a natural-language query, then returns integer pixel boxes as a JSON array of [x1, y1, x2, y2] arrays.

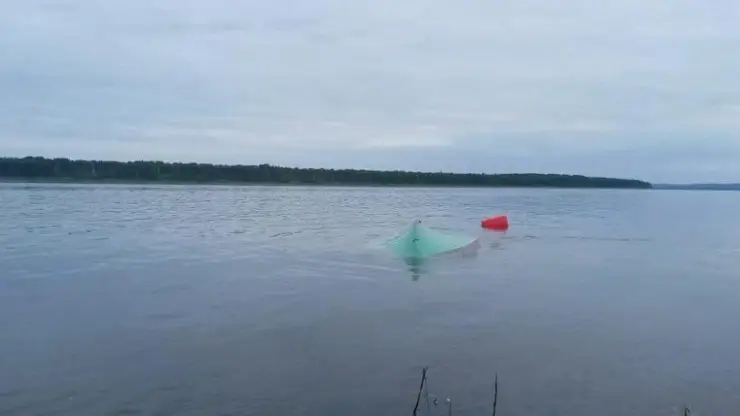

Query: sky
[[2, 1, 740, 183]]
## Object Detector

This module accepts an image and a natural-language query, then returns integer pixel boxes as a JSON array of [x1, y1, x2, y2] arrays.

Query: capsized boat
[[385, 220, 480, 259]]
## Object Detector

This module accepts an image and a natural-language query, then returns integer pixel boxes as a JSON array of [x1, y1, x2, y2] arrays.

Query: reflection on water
[[405, 257, 425, 282], [399, 235, 483, 282]]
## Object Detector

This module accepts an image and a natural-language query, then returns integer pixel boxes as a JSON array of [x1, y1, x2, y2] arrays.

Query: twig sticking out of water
[[684, 407, 691, 416], [413, 367, 428, 416], [492, 373, 499, 416]]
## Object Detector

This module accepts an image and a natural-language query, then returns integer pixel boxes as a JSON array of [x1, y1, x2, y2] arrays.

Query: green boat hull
[[385, 220, 479, 259]]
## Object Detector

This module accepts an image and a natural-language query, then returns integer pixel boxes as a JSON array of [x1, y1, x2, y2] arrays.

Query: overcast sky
[[2, 1, 740, 182]]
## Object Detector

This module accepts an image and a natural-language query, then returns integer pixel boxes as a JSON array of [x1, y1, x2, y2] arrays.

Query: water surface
[[2, 184, 740, 415]]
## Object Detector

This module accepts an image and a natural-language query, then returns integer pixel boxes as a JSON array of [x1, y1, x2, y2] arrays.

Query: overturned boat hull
[[385, 220, 480, 260]]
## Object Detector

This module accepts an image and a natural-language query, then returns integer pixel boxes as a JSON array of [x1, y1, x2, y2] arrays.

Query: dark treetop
[[0, 156, 653, 189]]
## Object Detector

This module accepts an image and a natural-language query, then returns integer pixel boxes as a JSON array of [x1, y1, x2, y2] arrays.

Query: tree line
[[0, 156, 653, 188]]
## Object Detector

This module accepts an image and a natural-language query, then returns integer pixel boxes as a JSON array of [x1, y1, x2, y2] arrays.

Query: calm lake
[[2, 184, 740, 415]]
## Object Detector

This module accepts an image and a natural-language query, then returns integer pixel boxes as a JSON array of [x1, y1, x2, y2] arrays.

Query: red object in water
[[481, 215, 509, 231]]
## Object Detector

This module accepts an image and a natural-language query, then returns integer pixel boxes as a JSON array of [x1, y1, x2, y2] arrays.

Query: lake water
[[2, 184, 740, 415]]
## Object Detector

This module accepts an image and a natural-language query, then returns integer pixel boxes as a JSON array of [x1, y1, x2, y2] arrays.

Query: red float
[[481, 215, 509, 231]]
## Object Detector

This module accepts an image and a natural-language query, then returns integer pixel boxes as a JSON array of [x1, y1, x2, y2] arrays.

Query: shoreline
[[0, 156, 653, 189], [0, 177, 653, 190]]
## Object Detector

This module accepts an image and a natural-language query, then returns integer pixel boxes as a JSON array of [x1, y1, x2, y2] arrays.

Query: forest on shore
[[0, 156, 653, 189]]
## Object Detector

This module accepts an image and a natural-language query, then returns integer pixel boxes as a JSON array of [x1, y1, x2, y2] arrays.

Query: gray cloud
[[2, 0, 740, 182]]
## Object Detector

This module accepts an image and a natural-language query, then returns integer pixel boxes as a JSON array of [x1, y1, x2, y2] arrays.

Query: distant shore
[[0, 178, 650, 190], [654, 183, 740, 191], [0, 156, 653, 189]]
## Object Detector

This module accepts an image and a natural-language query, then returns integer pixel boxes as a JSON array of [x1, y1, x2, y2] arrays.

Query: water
[[2, 184, 740, 415]]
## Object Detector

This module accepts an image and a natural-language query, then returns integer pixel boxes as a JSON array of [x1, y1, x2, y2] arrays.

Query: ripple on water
[[3, 184, 740, 415]]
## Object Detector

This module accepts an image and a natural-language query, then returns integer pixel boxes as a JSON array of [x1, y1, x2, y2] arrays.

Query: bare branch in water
[[413, 367, 428, 416], [410, 367, 699, 415], [492, 373, 499, 416]]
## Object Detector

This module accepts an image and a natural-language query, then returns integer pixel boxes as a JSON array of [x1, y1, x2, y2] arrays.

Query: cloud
[[2, 0, 740, 182]]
